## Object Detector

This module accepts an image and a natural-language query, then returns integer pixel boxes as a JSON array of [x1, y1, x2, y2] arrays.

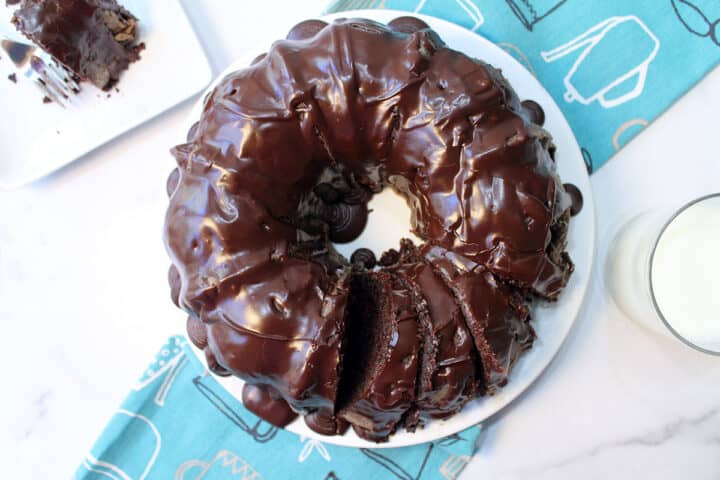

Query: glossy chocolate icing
[[304, 410, 349, 436], [563, 183, 584, 217], [165, 17, 575, 438], [339, 273, 420, 441], [350, 248, 377, 269], [521, 99, 545, 126], [12, 0, 143, 90], [389, 240, 477, 424], [242, 383, 298, 428], [423, 245, 534, 391]]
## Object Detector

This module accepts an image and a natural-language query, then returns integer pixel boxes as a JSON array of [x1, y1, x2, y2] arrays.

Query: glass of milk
[[606, 193, 720, 355]]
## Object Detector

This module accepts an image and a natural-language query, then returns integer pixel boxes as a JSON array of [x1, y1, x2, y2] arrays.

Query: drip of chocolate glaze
[[205, 349, 232, 377], [166, 168, 180, 197], [242, 384, 298, 427], [286, 19, 329, 41], [304, 410, 350, 435], [521, 100, 545, 126], [350, 248, 377, 269], [186, 121, 199, 142], [387, 16, 430, 34], [324, 203, 369, 243], [251, 53, 266, 65], [186, 315, 207, 349], [563, 183, 584, 216], [168, 265, 181, 306]]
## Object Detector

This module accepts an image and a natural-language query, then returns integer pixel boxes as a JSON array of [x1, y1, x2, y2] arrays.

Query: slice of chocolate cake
[[383, 251, 435, 432], [423, 245, 534, 393], [11, 0, 143, 91], [337, 271, 420, 442], [389, 240, 478, 427]]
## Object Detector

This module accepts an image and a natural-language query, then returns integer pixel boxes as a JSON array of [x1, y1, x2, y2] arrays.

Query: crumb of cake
[[8, 73, 17, 83], [42, 96, 51, 104]]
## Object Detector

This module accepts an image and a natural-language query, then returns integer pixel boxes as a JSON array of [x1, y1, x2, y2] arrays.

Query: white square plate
[[0, 0, 212, 189]]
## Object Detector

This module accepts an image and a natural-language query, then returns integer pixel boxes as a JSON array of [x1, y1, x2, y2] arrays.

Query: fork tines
[[30, 55, 80, 107]]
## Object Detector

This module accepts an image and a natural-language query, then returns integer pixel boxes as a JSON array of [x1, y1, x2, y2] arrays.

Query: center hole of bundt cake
[[333, 188, 420, 261]]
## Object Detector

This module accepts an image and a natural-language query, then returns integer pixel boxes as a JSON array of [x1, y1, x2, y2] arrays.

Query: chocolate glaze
[[168, 265, 181, 307], [12, 0, 143, 90], [165, 18, 575, 437], [379, 249, 400, 267], [242, 383, 298, 427], [389, 240, 477, 423], [387, 16, 430, 34], [521, 99, 545, 126], [166, 168, 180, 198], [339, 272, 420, 442], [186, 315, 207, 349], [563, 183, 584, 216], [423, 245, 534, 391], [186, 121, 199, 142], [286, 19, 329, 41], [350, 248, 376, 269], [314, 183, 341, 204], [324, 202, 368, 243], [304, 410, 349, 436]]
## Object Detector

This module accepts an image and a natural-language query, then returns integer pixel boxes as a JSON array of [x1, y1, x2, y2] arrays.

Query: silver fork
[[1, 36, 80, 107]]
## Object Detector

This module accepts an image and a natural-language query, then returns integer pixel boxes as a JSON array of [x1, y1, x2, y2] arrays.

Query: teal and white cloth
[[76, 337, 482, 479], [327, 0, 720, 172]]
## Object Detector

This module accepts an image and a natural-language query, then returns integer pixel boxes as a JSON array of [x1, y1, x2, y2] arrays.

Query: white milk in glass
[[650, 196, 720, 353], [607, 194, 720, 354]]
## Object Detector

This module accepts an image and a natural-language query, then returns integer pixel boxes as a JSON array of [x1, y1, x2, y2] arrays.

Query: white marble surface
[[1, 1, 719, 478]]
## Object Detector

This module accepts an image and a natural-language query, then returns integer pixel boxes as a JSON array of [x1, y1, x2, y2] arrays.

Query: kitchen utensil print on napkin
[[76, 337, 483, 480], [327, 0, 720, 172], [671, 0, 720, 46]]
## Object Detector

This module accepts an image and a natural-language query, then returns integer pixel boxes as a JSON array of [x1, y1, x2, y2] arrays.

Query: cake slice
[[12, 0, 144, 91], [382, 248, 435, 432], [423, 245, 534, 392], [388, 240, 478, 427], [337, 271, 420, 442]]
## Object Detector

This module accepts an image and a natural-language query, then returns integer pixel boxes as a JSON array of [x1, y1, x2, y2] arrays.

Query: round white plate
[[183, 9, 595, 448]]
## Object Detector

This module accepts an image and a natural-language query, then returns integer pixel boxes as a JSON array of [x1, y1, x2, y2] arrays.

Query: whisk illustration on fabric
[[671, 0, 720, 46], [542, 16, 660, 109]]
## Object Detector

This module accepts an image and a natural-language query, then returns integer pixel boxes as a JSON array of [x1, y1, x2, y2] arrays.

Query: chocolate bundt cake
[[164, 16, 581, 442]]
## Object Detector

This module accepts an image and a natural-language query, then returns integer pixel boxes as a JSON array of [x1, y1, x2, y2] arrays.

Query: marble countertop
[[1, 1, 719, 478]]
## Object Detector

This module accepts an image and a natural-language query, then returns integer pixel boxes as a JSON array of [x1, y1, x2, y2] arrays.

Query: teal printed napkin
[[76, 337, 483, 480], [326, 0, 720, 172]]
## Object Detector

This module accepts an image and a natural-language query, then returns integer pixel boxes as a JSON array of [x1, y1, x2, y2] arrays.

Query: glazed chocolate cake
[[164, 16, 582, 442], [11, 0, 143, 90]]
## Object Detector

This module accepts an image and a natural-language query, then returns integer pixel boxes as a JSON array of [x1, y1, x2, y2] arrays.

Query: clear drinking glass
[[606, 193, 720, 355]]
